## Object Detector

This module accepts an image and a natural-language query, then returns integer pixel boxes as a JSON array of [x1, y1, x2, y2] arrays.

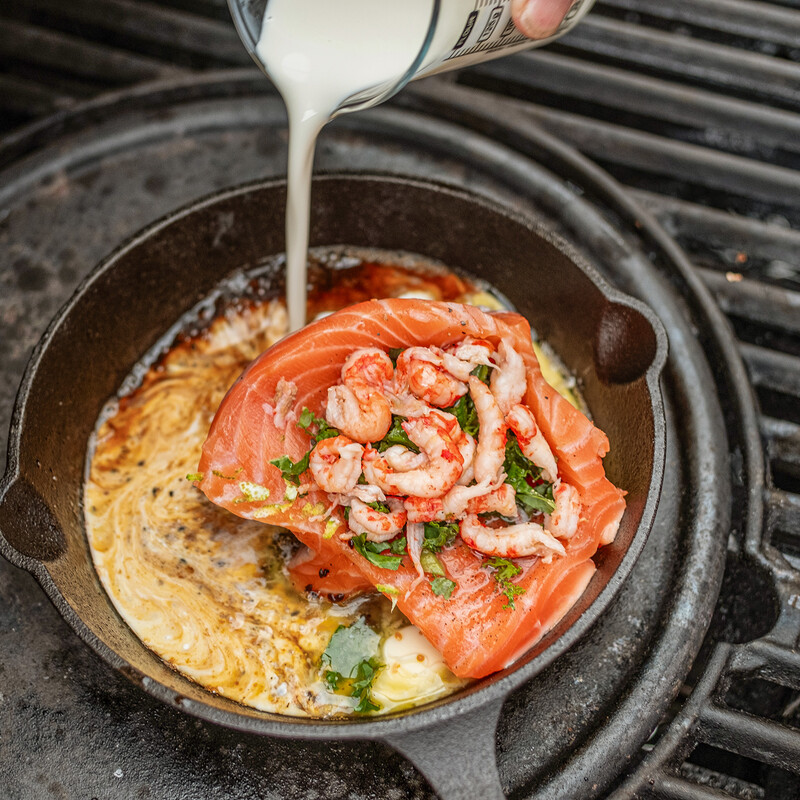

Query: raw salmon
[[197, 299, 625, 679]]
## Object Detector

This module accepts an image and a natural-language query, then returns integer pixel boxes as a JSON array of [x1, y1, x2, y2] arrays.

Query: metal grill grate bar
[[0, 19, 185, 85], [699, 271, 800, 335], [10, 0, 248, 65], [697, 704, 800, 772], [766, 488, 800, 540], [649, 773, 739, 800], [561, 15, 800, 108], [741, 343, 800, 397], [597, 0, 800, 48], [763, 417, 800, 476], [0, 73, 72, 117], [630, 190, 800, 267], [465, 51, 800, 154], [500, 100, 800, 208]]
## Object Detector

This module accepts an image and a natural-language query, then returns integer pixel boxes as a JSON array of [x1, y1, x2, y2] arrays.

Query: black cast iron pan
[[0, 175, 666, 800]]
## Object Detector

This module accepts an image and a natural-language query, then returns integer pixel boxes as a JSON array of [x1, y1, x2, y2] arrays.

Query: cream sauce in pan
[[84, 253, 578, 717]]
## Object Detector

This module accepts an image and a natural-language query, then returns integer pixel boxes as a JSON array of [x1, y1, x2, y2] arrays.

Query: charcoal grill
[[0, 2, 799, 799]]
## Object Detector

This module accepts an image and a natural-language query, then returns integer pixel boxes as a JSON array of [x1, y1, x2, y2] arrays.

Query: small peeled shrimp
[[459, 514, 566, 561], [346, 496, 407, 542], [545, 480, 581, 540], [490, 338, 526, 414], [464, 483, 517, 517], [506, 403, 558, 483], [469, 376, 507, 484], [394, 347, 468, 408], [362, 414, 463, 498], [445, 337, 495, 371], [325, 348, 393, 443], [308, 435, 364, 494], [381, 444, 428, 472]]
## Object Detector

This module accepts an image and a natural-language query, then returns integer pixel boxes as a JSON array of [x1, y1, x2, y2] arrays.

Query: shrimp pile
[[299, 337, 582, 567]]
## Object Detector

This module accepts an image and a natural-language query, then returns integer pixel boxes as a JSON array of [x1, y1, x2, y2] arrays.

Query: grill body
[[0, 2, 799, 799]]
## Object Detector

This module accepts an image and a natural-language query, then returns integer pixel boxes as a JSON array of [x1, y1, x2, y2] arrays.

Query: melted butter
[[85, 256, 580, 717]]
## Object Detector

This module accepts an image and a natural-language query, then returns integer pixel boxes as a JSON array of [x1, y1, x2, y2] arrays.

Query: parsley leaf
[[503, 434, 556, 515], [443, 394, 479, 437], [422, 521, 459, 552], [296, 407, 339, 443], [351, 657, 383, 713], [484, 556, 526, 609], [430, 577, 456, 600], [321, 618, 380, 677], [470, 363, 492, 385], [269, 451, 310, 486], [366, 500, 390, 514], [320, 621, 383, 713], [420, 550, 445, 576], [351, 533, 405, 570], [372, 415, 419, 454]]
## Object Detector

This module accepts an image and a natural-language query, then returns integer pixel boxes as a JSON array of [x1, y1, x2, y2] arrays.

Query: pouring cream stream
[[256, 0, 435, 331]]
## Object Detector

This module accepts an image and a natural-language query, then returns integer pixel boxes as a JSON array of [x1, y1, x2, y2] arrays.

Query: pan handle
[[383, 697, 506, 800], [0, 474, 65, 567]]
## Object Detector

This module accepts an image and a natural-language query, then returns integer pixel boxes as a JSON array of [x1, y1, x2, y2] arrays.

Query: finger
[[511, 0, 576, 40]]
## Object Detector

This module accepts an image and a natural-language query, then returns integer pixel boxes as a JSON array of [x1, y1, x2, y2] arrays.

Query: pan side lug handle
[[383, 698, 506, 800]]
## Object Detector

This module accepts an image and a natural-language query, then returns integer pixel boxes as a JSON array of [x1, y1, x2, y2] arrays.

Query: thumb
[[511, 0, 576, 40]]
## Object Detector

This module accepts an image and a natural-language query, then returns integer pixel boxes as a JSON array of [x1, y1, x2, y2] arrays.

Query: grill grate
[[1, 1, 799, 798]]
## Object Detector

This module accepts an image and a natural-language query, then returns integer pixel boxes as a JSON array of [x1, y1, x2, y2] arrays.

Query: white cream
[[256, 0, 434, 331], [254, 0, 595, 332]]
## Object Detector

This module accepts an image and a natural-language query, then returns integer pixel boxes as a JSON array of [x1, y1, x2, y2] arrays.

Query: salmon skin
[[197, 299, 625, 679]]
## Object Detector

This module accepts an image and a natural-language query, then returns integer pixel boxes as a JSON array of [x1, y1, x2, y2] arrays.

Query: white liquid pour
[[256, 0, 434, 331]]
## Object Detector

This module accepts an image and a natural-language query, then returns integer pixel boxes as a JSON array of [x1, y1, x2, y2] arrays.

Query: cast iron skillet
[[0, 175, 666, 800]]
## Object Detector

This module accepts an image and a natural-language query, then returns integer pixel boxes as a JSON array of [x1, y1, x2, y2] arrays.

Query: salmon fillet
[[197, 299, 625, 678]]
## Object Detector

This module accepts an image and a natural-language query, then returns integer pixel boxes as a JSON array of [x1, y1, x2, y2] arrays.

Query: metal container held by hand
[[0, 175, 666, 800]]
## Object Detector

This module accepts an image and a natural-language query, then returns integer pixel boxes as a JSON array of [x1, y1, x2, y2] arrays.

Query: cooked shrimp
[[381, 444, 428, 472], [459, 514, 566, 560], [490, 338, 526, 414], [464, 483, 517, 517], [406, 522, 426, 594], [308, 436, 364, 494], [506, 403, 558, 483], [325, 348, 393, 443], [445, 337, 495, 370], [469, 376, 507, 484], [346, 497, 407, 542], [362, 414, 463, 498], [395, 347, 468, 407], [545, 480, 581, 540]]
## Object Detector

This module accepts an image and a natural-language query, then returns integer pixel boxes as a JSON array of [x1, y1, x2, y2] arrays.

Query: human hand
[[511, 0, 576, 39]]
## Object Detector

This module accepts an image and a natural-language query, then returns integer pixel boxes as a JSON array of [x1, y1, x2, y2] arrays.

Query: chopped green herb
[[420, 550, 445, 577], [422, 520, 459, 552], [484, 556, 526, 609], [366, 500, 391, 514], [211, 468, 241, 480], [388, 347, 404, 365], [443, 394, 479, 437], [185, 472, 203, 482], [269, 451, 310, 486], [320, 620, 383, 713], [503, 434, 556, 515], [470, 363, 492, 385], [296, 407, 339, 443], [324, 670, 341, 692], [372, 415, 419, 454], [430, 577, 456, 600], [351, 533, 404, 570], [321, 618, 380, 677], [376, 583, 400, 610]]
